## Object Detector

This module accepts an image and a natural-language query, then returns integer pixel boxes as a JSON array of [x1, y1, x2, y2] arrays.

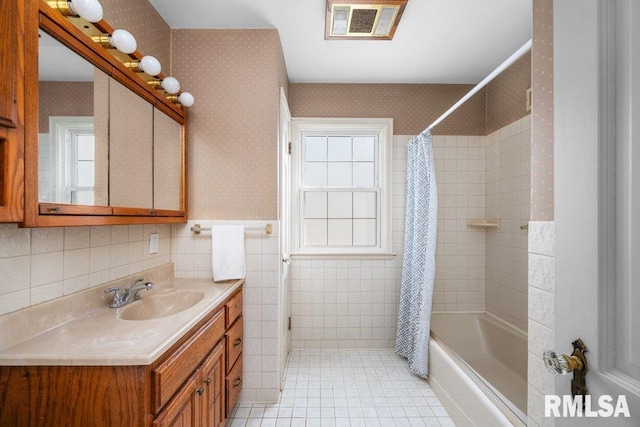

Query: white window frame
[[290, 118, 394, 258]]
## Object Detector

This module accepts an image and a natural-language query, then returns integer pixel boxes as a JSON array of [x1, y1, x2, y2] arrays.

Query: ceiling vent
[[325, 0, 408, 40]]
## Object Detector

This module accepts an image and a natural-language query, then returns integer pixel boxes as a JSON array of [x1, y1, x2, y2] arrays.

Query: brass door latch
[[543, 338, 589, 399]]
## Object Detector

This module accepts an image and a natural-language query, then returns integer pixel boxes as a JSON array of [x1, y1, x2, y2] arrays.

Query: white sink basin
[[118, 291, 204, 321]]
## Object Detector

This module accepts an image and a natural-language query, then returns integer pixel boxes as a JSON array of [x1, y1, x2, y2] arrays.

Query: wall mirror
[[25, 3, 187, 226]]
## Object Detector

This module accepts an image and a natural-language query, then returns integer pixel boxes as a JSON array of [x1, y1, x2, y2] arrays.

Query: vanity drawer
[[225, 316, 243, 373], [225, 289, 243, 327], [152, 309, 225, 414], [225, 356, 243, 417]]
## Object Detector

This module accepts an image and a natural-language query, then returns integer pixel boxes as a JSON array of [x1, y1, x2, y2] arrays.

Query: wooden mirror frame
[[23, 0, 188, 226]]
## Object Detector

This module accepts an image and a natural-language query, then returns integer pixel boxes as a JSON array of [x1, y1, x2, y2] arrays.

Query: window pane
[[304, 219, 327, 246], [304, 192, 327, 218], [328, 219, 352, 245], [76, 135, 95, 160], [353, 162, 375, 187], [353, 136, 375, 161], [327, 162, 352, 187], [353, 219, 377, 245], [305, 136, 327, 161], [305, 162, 327, 186], [77, 161, 95, 187], [328, 192, 352, 218], [328, 136, 352, 161], [353, 192, 376, 218]]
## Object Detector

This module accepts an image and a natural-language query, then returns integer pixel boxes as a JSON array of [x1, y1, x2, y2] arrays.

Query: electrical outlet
[[149, 233, 159, 254]]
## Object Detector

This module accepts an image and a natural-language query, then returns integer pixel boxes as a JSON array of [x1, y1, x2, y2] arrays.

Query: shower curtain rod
[[427, 39, 532, 131]]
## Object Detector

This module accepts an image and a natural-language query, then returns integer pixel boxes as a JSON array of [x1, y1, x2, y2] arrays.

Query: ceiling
[[148, 0, 532, 84]]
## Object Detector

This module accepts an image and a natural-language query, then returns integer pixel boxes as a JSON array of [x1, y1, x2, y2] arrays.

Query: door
[[554, 0, 640, 425], [278, 88, 292, 388]]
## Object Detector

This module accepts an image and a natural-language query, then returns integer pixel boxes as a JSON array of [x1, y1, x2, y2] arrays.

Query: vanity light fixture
[[92, 29, 137, 54], [124, 55, 162, 76], [160, 76, 180, 94], [47, 0, 104, 23], [166, 92, 195, 108]]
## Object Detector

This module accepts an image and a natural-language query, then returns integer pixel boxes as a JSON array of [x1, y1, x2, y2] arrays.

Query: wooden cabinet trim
[[225, 289, 243, 327], [225, 316, 243, 375]]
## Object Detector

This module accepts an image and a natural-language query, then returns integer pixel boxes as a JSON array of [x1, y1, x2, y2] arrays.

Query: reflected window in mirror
[[38, 30, 108, 206]]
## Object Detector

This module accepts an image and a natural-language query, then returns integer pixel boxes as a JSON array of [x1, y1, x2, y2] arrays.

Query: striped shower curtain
[[395, 129, 438, 378]]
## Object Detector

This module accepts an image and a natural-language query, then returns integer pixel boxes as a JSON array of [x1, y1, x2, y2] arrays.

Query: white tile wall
[[485, 116, 532, 331], [527, 221, 555, 427], [0, 223, 171, 316], [291, 134, 489, 349], [172, 219, 282, 403]]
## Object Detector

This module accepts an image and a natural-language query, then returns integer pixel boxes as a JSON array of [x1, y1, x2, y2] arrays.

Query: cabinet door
[[153, 373, 198, 427], [201, 341, 225, 427], [0, 0, 24, 222]]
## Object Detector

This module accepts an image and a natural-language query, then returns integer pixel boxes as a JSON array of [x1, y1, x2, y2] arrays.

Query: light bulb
[[161, 77, 180, 94], [140, 56, 161, 76], [179, 92, 195, 107], [110, 29, 137, 54], [68, 0, 103, 22]]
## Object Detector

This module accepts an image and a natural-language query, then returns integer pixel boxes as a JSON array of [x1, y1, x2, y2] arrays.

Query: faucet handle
[[105, 287, 122, 296], [105, 287, 124, 307]]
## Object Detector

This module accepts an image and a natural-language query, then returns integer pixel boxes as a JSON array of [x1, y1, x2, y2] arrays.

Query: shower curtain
[[396, 129, 438, 378]]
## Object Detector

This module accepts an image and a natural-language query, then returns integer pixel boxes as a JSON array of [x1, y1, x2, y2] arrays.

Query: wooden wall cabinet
[[0, 0, 25, 223], [0, 287, 243, 426]]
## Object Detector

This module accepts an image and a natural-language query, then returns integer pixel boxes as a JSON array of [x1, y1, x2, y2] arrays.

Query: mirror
[[109, 78, 154, 208], [38, 31, 108, 206], [153, 108, 182, 211], [36, 28, 185, 215]]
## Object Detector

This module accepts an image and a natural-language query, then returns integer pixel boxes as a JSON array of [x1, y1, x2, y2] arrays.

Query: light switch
[[149, 233, 159, 254]]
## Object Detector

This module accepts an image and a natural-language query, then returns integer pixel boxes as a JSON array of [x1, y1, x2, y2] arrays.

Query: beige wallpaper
[[485, 52, 532, 134], [38, 82, 94, 133], [289, 83, 485, 136], [101, 0, 171, 72], [171, 29, 288, 220], [93, 71, 109, 206], [153, 108, 182, 211], [531, 0, 554, 221]]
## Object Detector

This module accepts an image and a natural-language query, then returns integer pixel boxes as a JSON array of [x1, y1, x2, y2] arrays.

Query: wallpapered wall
[[290, 52, 532, 138], [38, 82, 94, 133], [171, 29, 288, 220], [531, 0, 554, 221]]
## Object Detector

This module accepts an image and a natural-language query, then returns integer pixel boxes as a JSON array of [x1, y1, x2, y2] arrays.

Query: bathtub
[[428, 312, 527, 427]]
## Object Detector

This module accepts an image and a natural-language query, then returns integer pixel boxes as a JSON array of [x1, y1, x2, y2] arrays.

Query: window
[[291, 118, 393, 256]]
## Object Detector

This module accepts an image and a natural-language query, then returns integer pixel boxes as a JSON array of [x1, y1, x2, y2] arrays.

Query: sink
[[118, 291, 205, 321]]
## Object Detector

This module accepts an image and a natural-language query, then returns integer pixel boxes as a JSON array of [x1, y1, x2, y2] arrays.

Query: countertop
[[0, 270, 242, 366]]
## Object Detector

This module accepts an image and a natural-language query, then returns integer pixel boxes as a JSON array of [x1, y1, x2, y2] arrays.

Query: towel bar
[[191, 223, 273, 235]]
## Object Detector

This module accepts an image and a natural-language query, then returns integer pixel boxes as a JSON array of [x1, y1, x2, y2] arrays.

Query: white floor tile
[[227, 349, 452, 426]]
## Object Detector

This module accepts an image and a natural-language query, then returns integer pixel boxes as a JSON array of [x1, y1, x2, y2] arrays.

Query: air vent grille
[[325, 1, 408, 40]]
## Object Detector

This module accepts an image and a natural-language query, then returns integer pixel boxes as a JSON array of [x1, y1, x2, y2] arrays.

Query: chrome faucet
[[105, 278, 154, 308]]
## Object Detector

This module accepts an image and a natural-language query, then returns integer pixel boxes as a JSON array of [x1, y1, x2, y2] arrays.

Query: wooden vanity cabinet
[[0, 0, 25, 223], [0, 286, 243, 427]]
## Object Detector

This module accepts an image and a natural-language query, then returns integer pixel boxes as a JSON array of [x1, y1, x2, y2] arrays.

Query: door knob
[[543, 338, 588, 399]]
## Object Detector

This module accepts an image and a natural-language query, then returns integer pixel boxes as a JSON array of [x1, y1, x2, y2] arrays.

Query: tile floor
[[228, 349, 454, 426]]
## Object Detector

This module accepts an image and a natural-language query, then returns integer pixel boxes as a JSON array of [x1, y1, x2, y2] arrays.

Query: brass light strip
[[47, 0, 74, 16]]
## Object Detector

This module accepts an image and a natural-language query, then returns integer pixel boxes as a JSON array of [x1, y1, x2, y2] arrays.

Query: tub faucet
[[105, 278, 154, 308]]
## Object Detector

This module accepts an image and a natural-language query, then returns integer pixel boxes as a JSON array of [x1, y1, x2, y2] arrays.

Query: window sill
[[291, 252, 396, 260]]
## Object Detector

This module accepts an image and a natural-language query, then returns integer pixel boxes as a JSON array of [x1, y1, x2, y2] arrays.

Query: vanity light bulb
[[110, 29, 137, 54], [69, 0, 103, 22], [178, 92, 195, 107], [140, 55, 161, 76], [161, 77, 180, 94]]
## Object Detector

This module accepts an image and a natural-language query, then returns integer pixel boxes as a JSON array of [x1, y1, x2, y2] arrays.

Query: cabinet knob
[[233, 338, 242, 347], [196, 387, 204, 396], [232, 377, 241, 388], [204, 378, 211, 386]]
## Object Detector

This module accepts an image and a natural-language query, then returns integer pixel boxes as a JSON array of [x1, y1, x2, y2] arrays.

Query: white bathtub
[[428, 312, 527, 427]]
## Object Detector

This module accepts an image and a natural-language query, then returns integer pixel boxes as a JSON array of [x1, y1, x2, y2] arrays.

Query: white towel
[[212, 225, 246, 282]]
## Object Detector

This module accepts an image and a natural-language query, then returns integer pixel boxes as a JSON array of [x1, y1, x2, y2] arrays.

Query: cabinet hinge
[[288, 317, 291, 331], [288, 142, 292, 155]]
